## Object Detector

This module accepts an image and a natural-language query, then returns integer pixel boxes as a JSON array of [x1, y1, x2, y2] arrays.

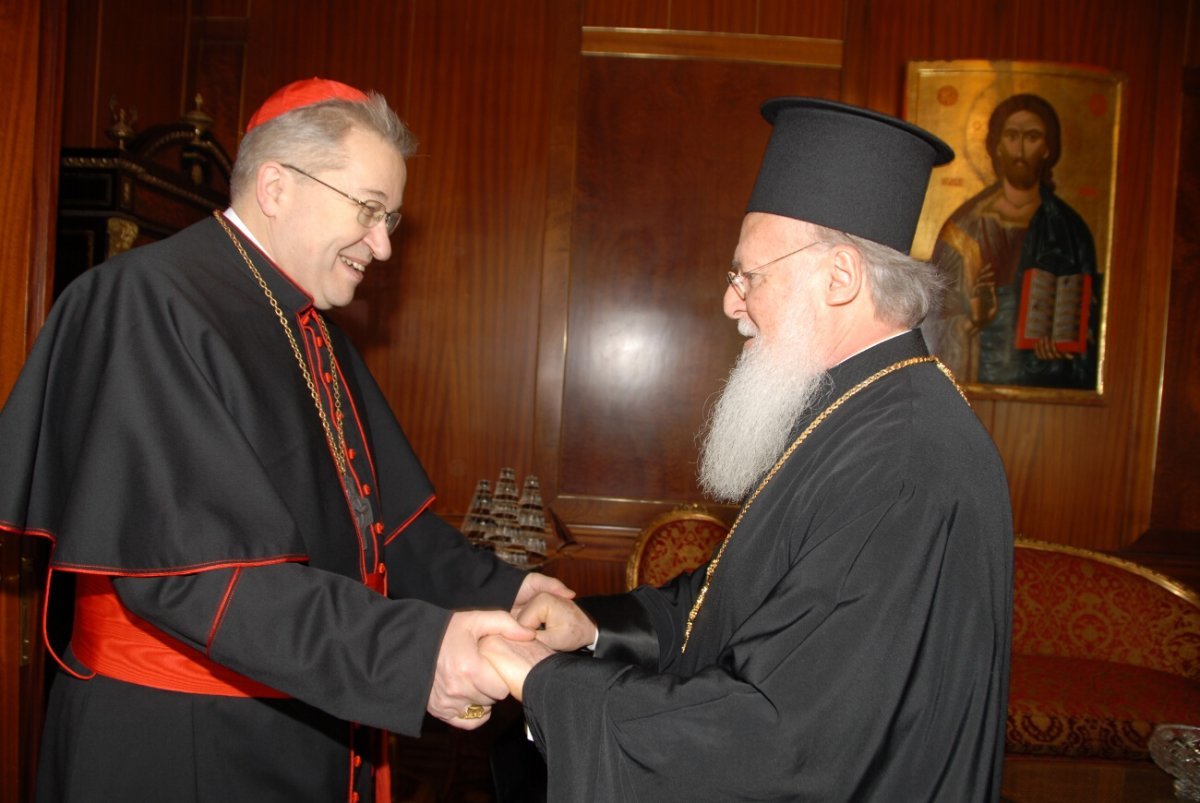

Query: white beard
[[697, 301, 830, 503]]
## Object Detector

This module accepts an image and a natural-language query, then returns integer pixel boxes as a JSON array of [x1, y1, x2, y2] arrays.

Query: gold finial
[[182, 93, 214, 138], [105, 95, 137, 149]]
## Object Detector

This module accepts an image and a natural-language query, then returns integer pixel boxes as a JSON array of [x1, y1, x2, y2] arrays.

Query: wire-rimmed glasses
[[282, 163, 401, 234]]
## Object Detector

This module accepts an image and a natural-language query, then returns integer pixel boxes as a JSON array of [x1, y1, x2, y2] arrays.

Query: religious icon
[[906, 61, 1123, 403]]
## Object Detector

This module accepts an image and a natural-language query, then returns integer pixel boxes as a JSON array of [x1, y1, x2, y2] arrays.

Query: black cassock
[[0, 215, 525, 802], [524, 332, 1013, 802]]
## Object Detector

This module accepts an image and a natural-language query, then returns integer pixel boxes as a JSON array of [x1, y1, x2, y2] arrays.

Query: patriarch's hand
[[514, 592, 597, 653], [479, 634, 555, 702], [513, 572, 575, 614]]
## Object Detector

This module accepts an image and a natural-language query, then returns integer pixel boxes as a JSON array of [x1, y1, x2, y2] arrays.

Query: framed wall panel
[[553, 54, 840, 533]]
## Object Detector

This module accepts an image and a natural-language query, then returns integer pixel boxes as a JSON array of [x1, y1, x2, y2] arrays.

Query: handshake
[[427, 573, 593, 729]]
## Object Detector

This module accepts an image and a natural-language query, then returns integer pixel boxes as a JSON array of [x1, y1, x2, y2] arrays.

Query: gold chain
[[314, 313, 351, 466], [213, 211, 349, 476], [681, 355, 966, 653]]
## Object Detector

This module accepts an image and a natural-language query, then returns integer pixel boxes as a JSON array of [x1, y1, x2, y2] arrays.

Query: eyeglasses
[[281, 163, 402, 234], [726, 240, 820, 300]]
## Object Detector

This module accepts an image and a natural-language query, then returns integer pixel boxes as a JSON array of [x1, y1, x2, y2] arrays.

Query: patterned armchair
[[1007, 538, 1200, 759], [625, 507, 729, 591]]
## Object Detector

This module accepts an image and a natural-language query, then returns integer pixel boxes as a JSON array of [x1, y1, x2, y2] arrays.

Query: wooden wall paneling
[[1147, 65, 1200, 531], [838, 0, 868, 107], [0, 3, 65, 431], [60, 0, 101, 147], [188, 14, 249, 156], [534, 1, 586, 508], [668, 1, 760, 33], [1109, 1, 1186, 543], [848, 0, 1013, 116], [554, 54, 840, 536], [366, 0, 557, 516], [992, 402, 1127, 544], [757, 0, 845, 39], [240, 0, 334, 126], [1, 1, 66, 798], [544, 549, 627, 596], [1146, 56, 1199, 533], [581, 28, 844, 66], [584, 0, 670, 29], [194, 0, 248, 16], [1119, 2, 1200, 585], [1191, 0, 1200, 66], [560, 54, 754, 504], [66, 0, 190, 148], [30, 3, 68, 347], [1049, 0, 1186, 549], [0, 0, 32, 782], [584, 0, 845, 36], [318, 1, 413, 116], [1150, 42, 1200, 533]]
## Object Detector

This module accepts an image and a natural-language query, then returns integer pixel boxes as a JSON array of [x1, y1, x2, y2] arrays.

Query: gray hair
[[230, 91, 417, 201], [813, 224, 946, 329]]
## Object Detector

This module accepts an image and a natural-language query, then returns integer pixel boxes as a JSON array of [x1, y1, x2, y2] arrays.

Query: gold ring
[[462, 704, 487, 720]]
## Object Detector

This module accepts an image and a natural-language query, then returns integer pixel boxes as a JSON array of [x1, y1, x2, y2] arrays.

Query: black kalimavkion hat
[[746, 98, 955, 254]]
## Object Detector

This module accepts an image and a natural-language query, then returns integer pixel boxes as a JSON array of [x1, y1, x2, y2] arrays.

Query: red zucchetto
[[245, 77, 369, 133]]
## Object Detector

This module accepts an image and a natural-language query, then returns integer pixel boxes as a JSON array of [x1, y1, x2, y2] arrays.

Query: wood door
[[0, 1, 65, 801]]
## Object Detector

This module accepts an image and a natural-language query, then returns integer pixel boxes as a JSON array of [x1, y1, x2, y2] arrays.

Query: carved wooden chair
[[625, 506, 729, 591]]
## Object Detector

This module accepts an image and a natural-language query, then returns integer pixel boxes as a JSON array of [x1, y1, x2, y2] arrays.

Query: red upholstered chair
[[1007, 538, 1200, 760], [625, 507, 729, 591]]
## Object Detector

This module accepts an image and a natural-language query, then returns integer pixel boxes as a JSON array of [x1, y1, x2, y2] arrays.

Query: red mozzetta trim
[[207, 568, 241, 652], [50, 554, 309, 575], [383, 494, 436, 547], [72, 573, 289, 698], [0, 519, 55, 541], [2, 522, 308, 575]]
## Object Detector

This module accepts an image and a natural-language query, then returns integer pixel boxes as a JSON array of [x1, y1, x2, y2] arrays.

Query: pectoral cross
[[344, 478, 375, 540]]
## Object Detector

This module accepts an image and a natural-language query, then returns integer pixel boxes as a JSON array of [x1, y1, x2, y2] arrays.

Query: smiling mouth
[[340, 255, 367, 274]]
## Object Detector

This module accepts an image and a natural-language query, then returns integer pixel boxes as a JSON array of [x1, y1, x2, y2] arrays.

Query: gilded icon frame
[[906, 60, 1123, 404]]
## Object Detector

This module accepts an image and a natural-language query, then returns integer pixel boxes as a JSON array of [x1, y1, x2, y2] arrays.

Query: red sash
[[70, 569, 393, 802], [72, 573, 288, 698]]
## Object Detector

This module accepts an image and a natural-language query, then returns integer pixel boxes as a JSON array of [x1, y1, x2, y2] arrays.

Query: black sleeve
[[578, 564, 710, 672], [576, 594, 659, 667], [383, 508, 527, 609], [113, 562, 451, 736]]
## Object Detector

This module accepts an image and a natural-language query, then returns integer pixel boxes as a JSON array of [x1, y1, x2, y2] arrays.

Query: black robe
[[524, 332, 1013, 802], [0, 216, 526, 802]]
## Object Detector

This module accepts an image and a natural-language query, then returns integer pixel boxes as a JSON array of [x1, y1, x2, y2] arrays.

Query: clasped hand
[[479, 590, 598, 703], [429, 574, 585, 728]]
